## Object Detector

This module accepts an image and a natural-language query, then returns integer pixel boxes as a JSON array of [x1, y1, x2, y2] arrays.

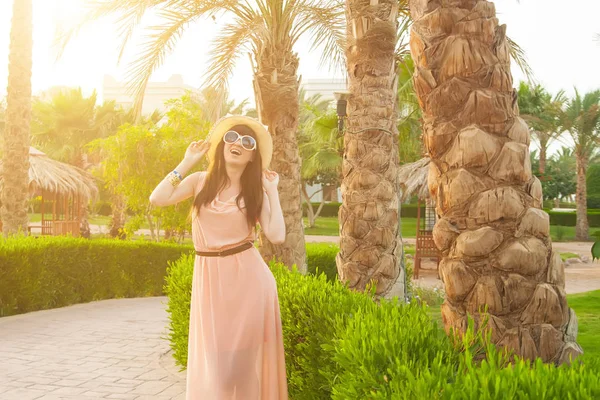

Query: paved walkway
[[0, 297, 185, 400]]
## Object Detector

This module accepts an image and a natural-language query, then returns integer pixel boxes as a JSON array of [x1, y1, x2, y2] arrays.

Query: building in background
[[301, 78, 347, 102], [102, 74, 198, 116]]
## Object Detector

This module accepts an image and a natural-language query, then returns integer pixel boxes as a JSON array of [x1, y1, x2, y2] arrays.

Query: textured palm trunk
[[338, 0, 404, 298], [575, 154, 589, 240], [109, 193, 127, 239], [539, 139, 547, 175], [253, 46, 307, 273], [410, 0, 581, 363], [1, 0, 32, 236]]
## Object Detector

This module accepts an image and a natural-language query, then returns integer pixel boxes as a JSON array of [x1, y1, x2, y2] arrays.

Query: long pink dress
[[186, 172, 289, 400]]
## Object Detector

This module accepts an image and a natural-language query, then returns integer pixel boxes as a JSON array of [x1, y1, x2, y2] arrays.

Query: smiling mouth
[[230, 148, 242, 156]]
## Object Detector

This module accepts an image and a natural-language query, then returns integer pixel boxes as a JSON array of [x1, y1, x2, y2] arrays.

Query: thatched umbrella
[[397, 157, 430, 202], [0, 147, 98, 236]]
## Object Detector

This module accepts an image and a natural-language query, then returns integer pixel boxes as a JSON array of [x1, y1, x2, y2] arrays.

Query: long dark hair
[[193, 124, 264, 229]]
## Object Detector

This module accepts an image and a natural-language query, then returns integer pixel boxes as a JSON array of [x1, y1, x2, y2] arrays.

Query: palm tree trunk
[[575, 154, 589, 240], [253, 48, 307, 273], [339, 0, 404, 298], [539, 138, 548, 175], [410, 0, 581, 363], [1, 0, 32, 236], [109, 192, 127, 239]]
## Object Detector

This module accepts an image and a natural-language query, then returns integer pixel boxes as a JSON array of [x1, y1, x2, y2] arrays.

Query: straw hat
[[206, 115, 273, 170]]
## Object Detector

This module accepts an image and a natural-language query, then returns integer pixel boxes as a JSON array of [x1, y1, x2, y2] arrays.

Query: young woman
[[149, 115, 289, 399]]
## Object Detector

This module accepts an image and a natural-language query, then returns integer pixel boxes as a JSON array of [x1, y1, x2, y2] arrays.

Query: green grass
[[304, 216, 600, 242], [28, 213, 111, 226], [426, 290, 600, 359], [566, 290, 600, 358], [304, 217, 418, 238], [560, 252, 580, 261], [28, 213, 600, 243]]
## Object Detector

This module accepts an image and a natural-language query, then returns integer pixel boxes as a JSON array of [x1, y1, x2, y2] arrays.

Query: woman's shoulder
[[191, 171, 208, 196]]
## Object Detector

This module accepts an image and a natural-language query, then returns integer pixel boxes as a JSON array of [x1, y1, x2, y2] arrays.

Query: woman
[[149, 115, 289, 399]]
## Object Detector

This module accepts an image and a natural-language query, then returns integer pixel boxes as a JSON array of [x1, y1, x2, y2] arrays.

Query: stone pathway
[[0, 297, 185, 400]]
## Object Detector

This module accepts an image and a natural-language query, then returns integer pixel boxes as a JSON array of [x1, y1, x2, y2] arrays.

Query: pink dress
[[186, 172, 289, 400]]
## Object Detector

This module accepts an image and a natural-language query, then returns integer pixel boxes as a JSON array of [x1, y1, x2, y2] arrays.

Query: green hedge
[[303, 202, 423, 219], [306, 243, 339, 281], [0, 236, 193, 317], [548, 210, 600, 227], [164, 255, 600, 398]]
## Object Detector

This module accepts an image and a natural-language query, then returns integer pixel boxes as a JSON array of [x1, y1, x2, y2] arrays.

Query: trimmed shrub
[[165, 256, 600, 398], [0, 236, 193, 317], [306, 242, 339, 281], [548, 210, 600, 228]]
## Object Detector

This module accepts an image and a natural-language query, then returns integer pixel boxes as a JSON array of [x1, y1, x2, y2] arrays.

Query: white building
[[102, 74, 198, 116]]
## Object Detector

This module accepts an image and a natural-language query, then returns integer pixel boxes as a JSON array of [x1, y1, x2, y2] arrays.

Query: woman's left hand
[[262, 169, 279, 192]]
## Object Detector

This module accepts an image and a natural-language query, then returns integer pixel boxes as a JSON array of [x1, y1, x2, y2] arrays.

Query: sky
[[1, 0, 599, 153]]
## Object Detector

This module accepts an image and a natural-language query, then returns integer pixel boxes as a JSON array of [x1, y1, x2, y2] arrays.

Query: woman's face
[[222, 126, 256, 168]]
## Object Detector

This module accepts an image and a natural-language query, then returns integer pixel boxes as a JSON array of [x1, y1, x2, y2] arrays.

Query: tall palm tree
[[517, 82, 565, 175], [338, 0, 407, 297], [1, 0, 33, 236], [64, 0, 345, 271], [409, 1, 581, 363], [562, 89, 600, 240]]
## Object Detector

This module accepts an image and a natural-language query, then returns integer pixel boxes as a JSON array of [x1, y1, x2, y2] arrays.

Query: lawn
[[304, 216, 600, 242], [304, 217, 418, 238], [29, 212, 600, 244], [28, 213, 111, 226], [427, 290, 600, 360]]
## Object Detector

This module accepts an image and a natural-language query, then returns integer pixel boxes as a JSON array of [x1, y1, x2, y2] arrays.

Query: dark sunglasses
[[223, 130, 257, 151]]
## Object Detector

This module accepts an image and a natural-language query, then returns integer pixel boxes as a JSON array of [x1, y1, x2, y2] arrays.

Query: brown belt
[[195, 241, 254, 257]]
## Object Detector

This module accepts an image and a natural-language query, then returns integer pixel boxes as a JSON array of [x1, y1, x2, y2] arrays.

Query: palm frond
[[294, 0, 346, 75], [203, 15, 261, 94], [54, 0, 166, 62], [507, 36, 535, 83], [123, 6, 202, 119]]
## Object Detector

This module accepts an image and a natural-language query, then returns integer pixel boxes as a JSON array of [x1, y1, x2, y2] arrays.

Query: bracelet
[[172, 170, 183, 180], [166, 171, 182, 187]]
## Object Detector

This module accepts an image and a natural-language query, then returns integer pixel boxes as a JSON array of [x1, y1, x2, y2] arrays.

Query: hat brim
[[206, 115, 273, 171]]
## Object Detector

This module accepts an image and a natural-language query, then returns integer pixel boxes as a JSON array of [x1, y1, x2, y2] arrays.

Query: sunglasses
[[223, 130, 257, 151]]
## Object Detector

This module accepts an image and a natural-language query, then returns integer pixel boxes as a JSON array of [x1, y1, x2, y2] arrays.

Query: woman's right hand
[[184, 140, 211, 165]]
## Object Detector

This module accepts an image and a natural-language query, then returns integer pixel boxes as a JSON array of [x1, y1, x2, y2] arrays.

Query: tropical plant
[[298, 93, 341, 227], [517, 82, 565, 175], [530, 148, 577, 207], [409, 0, 581, 363], [1, 0, 32, 236], [397, 54, 423, 165], [62, 0, 346, 271], [561, 89, 600, 240], [31, 87, 124, 237]]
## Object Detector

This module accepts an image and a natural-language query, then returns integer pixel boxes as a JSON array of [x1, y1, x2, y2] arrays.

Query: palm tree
[[1, 0, 33, 236], [562, 89, 600, 240], [517, 82, 565, 175], [409, 1, 581, 363], [337, 0, 408, 297], [64, 0, 345, 271]]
